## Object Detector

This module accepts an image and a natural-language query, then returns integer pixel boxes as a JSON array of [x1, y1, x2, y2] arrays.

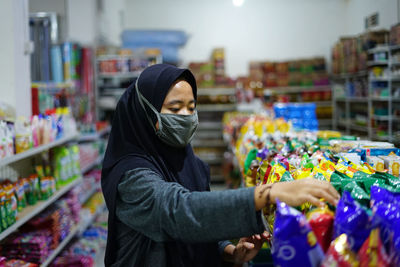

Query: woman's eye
[[169, 108, 180, 112], [189, 107, 195, 112]]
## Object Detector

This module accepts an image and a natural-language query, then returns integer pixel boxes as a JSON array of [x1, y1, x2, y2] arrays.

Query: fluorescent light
[[233, 0, 244, 7]]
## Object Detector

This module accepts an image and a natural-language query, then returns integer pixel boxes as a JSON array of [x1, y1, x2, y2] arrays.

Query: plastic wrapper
[[334, 191, 371, 252], [343, 181, 370, 207], [306, 206, 334, 252], [358, 228, 390, 267], [272, 200, 324, 267], [321, 234, 359, 267], [267, 164, 287, 184]]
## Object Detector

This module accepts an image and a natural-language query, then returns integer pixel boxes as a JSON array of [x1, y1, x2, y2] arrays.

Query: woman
[[101, 64, 340, 267]]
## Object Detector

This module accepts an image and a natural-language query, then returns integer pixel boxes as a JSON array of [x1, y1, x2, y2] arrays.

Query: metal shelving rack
[[0, 131, 108, 266], [193, 88, 237, 183], [331, 71, 369, 136], [332, 45, 400, 142], [95, 54, 162, 121]]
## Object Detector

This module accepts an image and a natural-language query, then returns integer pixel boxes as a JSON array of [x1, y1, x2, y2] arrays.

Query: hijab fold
[[101, 64, 218, 266]]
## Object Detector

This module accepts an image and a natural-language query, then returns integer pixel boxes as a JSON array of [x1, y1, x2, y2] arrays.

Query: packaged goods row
[[223, 112, 400, 266]]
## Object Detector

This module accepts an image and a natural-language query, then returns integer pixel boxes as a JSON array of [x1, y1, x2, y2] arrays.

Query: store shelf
[[367, 60, 388, 66], [79, 126, 111, 142], [373, 135, 390, 141], [349, 97, 368, 102], [81, 155, 103, 174], [391, 44, 400, 51], [41, 225, 80, 267], [98, 71, 141, 79], [370, 77, 390, 82], [373, 115, 390, 120], [334, 97, 368, 102], [371, 96, 389, 101], [197, 122, 223, 130], [264, 85, 331, 94], [192, 139, 226, 148], [391, 61, 400, 67], [0, 177, 82, 242], [314, 101, 332, 107], [368, 46, 389, 54], [80, 186, 97, 205], [331, 71, 368, 79], [318, 119, 332, 126], [0, 134, 80, 168], [350, 124, 368, 132], [200, 157, 223, 165], [78, 204, 107, 236], [197, 88, 236, 96], [196, 104, 236, 112]]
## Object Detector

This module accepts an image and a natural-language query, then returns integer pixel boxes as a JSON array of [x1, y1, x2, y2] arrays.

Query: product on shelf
[[225, 111, 400, 266], [332, 30, 389, 75], [0, 191, 79, 265]]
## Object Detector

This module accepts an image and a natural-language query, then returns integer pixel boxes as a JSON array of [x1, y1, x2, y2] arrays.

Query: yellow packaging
[[267, 164, 287, 184], [292, 168, 312, 180], [366, 156, 385, 172], [379, 152, 400, 177]]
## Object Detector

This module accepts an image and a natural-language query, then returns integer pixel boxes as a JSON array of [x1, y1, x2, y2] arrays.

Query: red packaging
[[321, 234, 359, 267], [358, 228, 390, 267], [306, 206, 334, 252]]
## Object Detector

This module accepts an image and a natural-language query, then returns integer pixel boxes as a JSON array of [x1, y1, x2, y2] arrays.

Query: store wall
[[0, 0, 31, 118], [124, 0, 349, 77], [345, 0, 399, 35]]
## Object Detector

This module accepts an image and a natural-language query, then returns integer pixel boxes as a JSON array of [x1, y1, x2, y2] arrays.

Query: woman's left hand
[[232, 231, 270, 264]]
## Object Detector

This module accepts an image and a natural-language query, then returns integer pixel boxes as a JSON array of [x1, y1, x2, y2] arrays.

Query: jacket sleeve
[[115, 168, 265, 243]]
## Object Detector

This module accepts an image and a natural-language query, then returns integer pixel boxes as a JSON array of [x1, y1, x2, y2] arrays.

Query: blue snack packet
[[334, 191, 371, 252], [371, 186, 400, 265], [272, 200, 324, 267]]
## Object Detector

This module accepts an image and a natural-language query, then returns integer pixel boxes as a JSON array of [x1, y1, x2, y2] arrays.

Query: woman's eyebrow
[[166, 99, 195, 105]]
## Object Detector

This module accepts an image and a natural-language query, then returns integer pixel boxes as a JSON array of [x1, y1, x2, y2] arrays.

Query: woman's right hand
[[254, 179, 340, 210]]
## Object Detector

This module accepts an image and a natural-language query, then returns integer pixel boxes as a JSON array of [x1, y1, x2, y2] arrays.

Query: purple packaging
[[272, 200, 324, 267]]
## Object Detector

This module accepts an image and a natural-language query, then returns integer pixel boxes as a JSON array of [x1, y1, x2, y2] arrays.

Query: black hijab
[[101, 64, 219, 266]]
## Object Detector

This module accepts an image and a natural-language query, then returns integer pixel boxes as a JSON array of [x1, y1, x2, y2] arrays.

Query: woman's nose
[[179, 107, 192, 115]]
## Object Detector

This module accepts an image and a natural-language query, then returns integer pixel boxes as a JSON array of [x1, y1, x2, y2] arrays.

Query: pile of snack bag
[[0, 192, 79, 266], [224, 112, 400, 267], [0, 145, 81, 234]]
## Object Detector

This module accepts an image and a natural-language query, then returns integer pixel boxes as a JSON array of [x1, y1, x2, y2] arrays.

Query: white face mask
[[135, 78, 198, 148]]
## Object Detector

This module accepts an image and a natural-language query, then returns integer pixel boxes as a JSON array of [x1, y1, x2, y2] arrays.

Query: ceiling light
[[233, 0, 244, 7]]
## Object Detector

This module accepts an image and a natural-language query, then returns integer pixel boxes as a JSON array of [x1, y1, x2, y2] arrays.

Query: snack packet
[[358, 228, 390, 267], [306, 206, 335, 252], [334, 191, 371, 252], [272, 200, 324, 267], [321, 234, 359, 267]]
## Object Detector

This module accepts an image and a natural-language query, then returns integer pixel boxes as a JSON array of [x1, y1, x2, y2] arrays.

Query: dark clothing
[[113, 168, 264, 267]]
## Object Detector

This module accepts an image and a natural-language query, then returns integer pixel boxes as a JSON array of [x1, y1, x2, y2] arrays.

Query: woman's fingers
[[310, 188, 338, 206], [304, 194, 324, 207]]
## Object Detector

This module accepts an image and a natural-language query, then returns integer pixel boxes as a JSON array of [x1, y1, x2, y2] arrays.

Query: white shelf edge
[[98, 71, 141, 79], [0, 134, 80, 168], [367, 60, 389, 66], [0, 177, 82, 242], [79, 126, 111, 142], [264, 85, 331, 94], [197, 88, 236, 96], [40, 225, 80, 267], [196, 104, 236, 112]]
